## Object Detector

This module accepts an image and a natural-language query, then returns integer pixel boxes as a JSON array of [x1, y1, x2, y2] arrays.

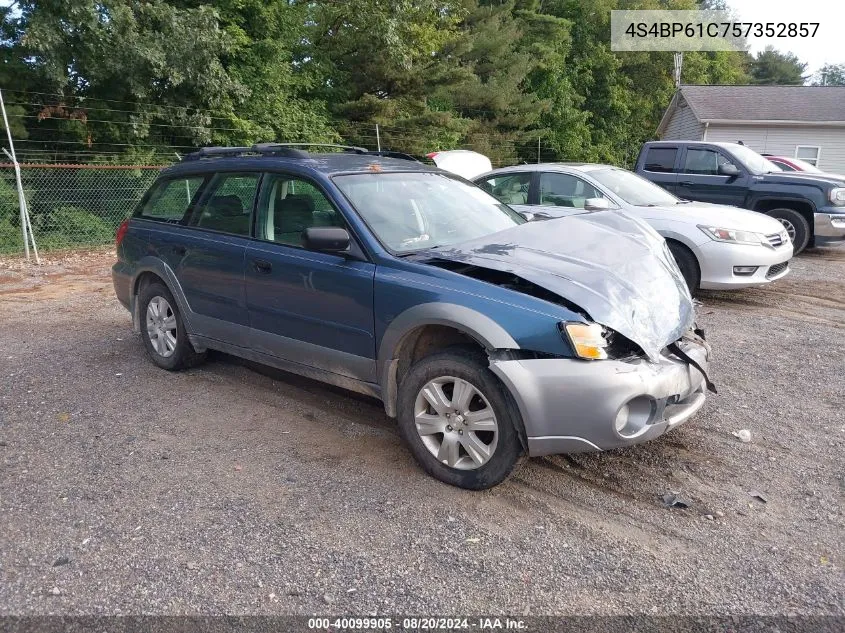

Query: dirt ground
[[0, 247, 843, 617]]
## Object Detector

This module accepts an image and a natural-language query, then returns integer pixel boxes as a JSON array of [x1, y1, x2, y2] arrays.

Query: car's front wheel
[[667, 241, 700, 294], [138, 282, 206, 371], [397, 348, 523, 490]]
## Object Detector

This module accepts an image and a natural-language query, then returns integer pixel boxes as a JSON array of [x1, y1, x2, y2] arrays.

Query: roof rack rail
[[254, 142, 369, 154], [180, 143, 422, 163], [182, 144, 311, 161], [363, 150, 421, 162]]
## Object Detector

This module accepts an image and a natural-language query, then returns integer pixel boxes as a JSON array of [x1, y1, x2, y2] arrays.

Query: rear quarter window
[[643, 147, 678, 173], [136, 176, 206, 222]]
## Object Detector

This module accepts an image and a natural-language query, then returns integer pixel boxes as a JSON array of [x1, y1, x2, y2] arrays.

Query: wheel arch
[[753, 198, 815, 230], [129, 258, 193, 334], [377, 303, 518, 419]]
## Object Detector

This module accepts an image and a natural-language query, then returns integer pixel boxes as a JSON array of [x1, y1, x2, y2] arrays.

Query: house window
[[795, 146, 821, 167]]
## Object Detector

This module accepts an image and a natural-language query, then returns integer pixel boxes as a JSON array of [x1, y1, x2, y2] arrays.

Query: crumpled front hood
[[420, 211, 695, 362]]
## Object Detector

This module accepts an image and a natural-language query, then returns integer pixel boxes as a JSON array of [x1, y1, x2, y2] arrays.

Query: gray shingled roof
[[680, 85, 845, 122]]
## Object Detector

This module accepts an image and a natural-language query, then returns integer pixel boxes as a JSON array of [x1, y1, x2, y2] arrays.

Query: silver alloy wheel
[[145, 296, 178, 358], [413, 375, 499, 470], [778, 217, 797, 242]]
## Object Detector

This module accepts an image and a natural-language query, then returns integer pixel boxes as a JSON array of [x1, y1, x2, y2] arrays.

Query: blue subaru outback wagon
[[113, 144, 713, 489]]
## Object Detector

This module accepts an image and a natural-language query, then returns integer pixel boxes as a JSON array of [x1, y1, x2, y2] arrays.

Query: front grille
[[766, 232, 785, 248], [766, 261, 789, 278]]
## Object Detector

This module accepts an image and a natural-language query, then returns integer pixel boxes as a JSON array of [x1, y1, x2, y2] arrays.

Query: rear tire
[[138, 282, 206, 371], [396, 348, 523, 490], [768, 208, 810, 254], [667, 241, 700, 294]]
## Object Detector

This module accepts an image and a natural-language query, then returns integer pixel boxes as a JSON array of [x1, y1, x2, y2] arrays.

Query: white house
[[657, 85, 845, 174]]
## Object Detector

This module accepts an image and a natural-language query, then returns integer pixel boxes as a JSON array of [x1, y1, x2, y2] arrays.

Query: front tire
[[396, 348, 523, 490], [667, 241, 700, 294], [768, 208, 810, 254], [138, 282, 206, 371]]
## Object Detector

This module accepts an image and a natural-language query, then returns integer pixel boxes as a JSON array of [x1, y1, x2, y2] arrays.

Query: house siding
[[662, 100, 704, 140], [705, 124, 845, 174]]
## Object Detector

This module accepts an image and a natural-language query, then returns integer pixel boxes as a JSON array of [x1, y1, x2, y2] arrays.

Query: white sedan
[[467, 162, 792, 292]]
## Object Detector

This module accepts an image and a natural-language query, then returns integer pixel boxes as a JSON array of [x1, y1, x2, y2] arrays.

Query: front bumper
[[490, 339, 710, 456], [814, 211, 845, 246], [696, 240, 792, 290]]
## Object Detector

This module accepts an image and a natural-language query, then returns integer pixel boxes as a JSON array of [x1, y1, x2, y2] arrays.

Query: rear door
[[676, 146, 750, 207], [175, 171, 261, 345], [639, 145, 680, 194], [244, 172, 377, 383]]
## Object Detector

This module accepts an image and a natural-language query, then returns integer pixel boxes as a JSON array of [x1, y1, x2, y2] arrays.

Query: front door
[[676, 146, 749, 207], [244, 173, 377, 383]]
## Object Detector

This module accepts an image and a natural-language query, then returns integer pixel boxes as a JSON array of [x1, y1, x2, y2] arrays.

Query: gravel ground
[[0, 247, 843, 617]]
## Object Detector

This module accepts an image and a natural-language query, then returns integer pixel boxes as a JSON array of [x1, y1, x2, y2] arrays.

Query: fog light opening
[[733, 266, 758, 276], [614, 397, 656, 438], [614, 404, 630, 433]]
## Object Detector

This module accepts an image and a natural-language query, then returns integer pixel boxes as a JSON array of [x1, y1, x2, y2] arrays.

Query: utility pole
[[0, 87, 38, 262], [673, 52, 684, 88]]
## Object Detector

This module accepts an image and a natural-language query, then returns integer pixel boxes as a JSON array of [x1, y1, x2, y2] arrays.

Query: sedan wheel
[[145, 296, 178, 358], [414, 376, 499, 470]]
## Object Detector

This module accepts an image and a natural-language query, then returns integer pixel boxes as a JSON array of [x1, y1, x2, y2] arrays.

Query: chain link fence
[[0, 164, 163, 255]]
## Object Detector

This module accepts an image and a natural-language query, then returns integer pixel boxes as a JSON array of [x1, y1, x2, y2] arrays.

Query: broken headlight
[[561, 322, 608, 360]]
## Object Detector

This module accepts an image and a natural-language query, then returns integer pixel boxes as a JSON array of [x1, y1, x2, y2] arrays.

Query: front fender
[[377, 303, 519, 417]]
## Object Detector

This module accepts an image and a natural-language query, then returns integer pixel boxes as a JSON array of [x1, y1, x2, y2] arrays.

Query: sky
[[728, 0, 845, 79]]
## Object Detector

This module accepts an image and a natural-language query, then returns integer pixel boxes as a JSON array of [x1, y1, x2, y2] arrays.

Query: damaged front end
[[414, 210, 696, 364]]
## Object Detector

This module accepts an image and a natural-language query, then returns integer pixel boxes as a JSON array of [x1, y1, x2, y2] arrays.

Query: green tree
[[812, 63, 845, 86], [750, 46, 808, 85]]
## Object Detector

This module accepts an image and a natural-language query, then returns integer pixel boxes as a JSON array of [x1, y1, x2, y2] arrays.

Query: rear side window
[[190, 173, 261, 236], [137, 177, 205, 222], [643, 147, 678, 173]]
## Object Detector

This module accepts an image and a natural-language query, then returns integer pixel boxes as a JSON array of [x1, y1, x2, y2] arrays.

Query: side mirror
[[303, 227, 350, 252], [519, 210, 536, 221], [718, 163, 740, 177], [584, 197, 611, 211]]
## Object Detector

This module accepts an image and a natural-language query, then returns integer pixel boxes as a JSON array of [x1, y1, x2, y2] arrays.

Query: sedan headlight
[[561, 322, 608, 360], [698, 225, 765, 245], [829, 188, 845, 206]]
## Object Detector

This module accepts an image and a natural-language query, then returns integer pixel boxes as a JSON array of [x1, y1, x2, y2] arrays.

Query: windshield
[[334, 172, 525, 253], [589, 168, 680, 206], [727, 144, 781, 174]]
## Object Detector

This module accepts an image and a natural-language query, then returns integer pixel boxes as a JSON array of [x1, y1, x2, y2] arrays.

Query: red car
[[762, 154, 845, 180]]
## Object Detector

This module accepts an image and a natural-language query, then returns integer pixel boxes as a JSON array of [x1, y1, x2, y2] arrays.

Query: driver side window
[[683, 149, 736, 175], [256, 174, 345, 247], [538, 173, 602, 208]]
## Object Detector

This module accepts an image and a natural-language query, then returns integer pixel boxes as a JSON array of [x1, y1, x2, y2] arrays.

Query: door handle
[[252, 259, 272, 274], [172, 245, 187, 255], [678, 181, 694, 186]]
